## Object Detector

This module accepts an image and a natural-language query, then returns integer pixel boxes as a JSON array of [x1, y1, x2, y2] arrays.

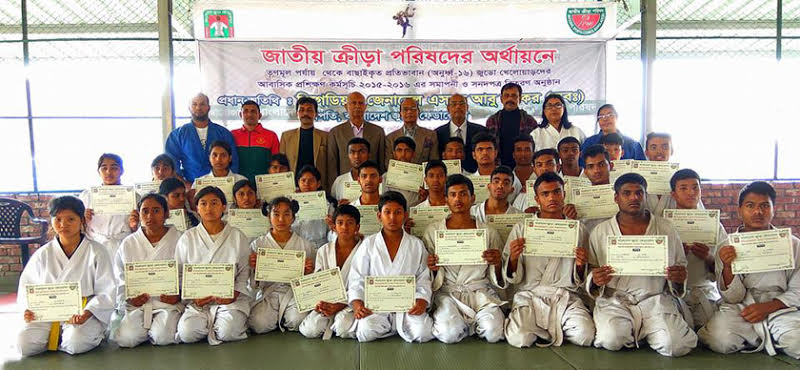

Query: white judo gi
[[174, 223, 252, 345], [292, 201, 336, 250], [530, 124, 586, 151], [682, 222, 727, 329], [347, 231, 434, 343], [502, 221, 596, 348], [248, 232, 317, 334], [80, 189, 134, 257], [299, 238, 363, 339], [587, 214, 698, 357], [111, 227, 184, 347], [17, 237, 115, 356], [698, 229, 800, 359]]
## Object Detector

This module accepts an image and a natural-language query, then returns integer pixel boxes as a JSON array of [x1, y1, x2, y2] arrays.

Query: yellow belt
[[48, 297, 88, 351]]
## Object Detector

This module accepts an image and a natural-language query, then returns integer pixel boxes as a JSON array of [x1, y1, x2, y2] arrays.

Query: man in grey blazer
[[384, 98, 439, 168], [326, 92, 387, 187]]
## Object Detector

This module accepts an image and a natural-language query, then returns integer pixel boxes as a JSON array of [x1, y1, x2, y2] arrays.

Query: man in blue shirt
[[165, 93, 239, 183], [580, 104, 645, 166]]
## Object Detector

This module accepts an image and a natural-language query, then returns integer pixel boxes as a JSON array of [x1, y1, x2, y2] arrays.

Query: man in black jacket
[[434, 93, 486, 173]]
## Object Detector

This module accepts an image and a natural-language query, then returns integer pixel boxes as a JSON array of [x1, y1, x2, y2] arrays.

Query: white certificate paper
[[486, 213, 531, 242], [663, 209, 720, 245], [422, 159, 461, 188], [730, 228, 795, 274], [123, 260, 179, 298], [290, 268, 347, 313], [355, 205, 381, 235], [563, 176, 592, 204], [25, 282, 82, 322], [385, 160, 423, 192], [342, 180, 362, 202], [227, 209, 269, 238], [610, 160, 679, 195], [523, 218, 580, 258], [467, 175, 491, 204], [571, 185, 618, 220], [194, 176, 235, 204], [255, 248, 306, 283], [435, 229, 487, 266], [165, 209, 188, 232], [181, 263, 235, 299], [89, 185, 136, 215], [606, 235, 669, 276], [255, 172, 295, 201], [364, 275, 416, 313], [289, 191, 329, 221], [409, 206, 450, 237], [134, 181, 162, 197]]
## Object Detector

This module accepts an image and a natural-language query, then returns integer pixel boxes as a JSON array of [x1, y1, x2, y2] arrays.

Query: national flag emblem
[[204, 10, 234, 39]]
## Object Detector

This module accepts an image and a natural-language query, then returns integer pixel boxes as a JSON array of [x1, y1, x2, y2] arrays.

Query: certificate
[[194, 176, 235, 204], [385, 160, 423, 192], [134, 181, 162, 197], [730, 228, 795, 274], [609, 160, 679, 195], [25, 282, 82, 322], [663, 209, 720, 245], [525, 179, 539, 209], [255, 172, 295, 201], [181, 263, 235, 299], [468, 175, 491, 204], [608, 160, 631, 184], [254, 248, 306, 283], [606, 235, 669, 276], [89, 185, 136, 215], [123, 260, 179, 298], [289, 191, 328, 221], [364, 275, 416, 312], [342, 180, 362, 202], [409, 206, 450, 237], [165, 209, 188, 232], [486, 213, 531, 241], [228, 209, 270, 238], [355, 205, 381, 235], [563, 176, 592, 204], [290, 268, 347, 313], [571, 185, 618, 220], [422, 160, 461, 189], [523, 218, 580, 258], [435, 229, 487, 266]]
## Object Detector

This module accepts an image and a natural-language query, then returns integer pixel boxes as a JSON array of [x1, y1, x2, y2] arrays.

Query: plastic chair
[[0, 198, 48, 267]]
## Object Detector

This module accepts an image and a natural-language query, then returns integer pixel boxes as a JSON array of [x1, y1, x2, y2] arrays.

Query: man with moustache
[[434, 93, 485, 173], [385, 98, 439, 168], [327, 92, 387, 186], [280, 96, 328, 187], [485, 83, 538, 168]]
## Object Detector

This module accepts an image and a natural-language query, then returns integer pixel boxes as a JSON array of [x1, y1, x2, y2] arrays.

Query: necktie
[[455, 128, 462, 140]]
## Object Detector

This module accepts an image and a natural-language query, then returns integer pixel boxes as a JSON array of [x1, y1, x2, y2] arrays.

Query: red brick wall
[[1, 183, 799, 275]]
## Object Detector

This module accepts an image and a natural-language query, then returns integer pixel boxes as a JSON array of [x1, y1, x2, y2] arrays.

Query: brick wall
[[1, 183, 799, 275]]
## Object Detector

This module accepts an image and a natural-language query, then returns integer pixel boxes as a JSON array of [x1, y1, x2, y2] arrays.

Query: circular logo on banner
[[567, 8, 606, 36]]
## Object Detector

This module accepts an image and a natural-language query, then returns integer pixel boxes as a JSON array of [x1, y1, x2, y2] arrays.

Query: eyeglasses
[[597, 113, 616, 119], [545, 103, 563, 110]]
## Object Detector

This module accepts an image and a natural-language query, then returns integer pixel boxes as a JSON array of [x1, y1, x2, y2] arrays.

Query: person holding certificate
[[330, 137, 371, 203], [667, 169, 728, 329], [293, 165, 336, 249], [159, 177, 199, 230], [174, 186, 253, 346], [471, 166, 522, 224], [587, 173, 696, 357], [382, 137, 424, 207], [150, 153, 183, 182], [17, 196, 115, 356], [441, 137, 467, 172], [112, 194, 183, 347], [503, 172, 595, 348], [570, 145, 615, 233], [470, 132, 523, 204], [300, 205, 364, 339], [699, 182, 800, 359], [248, 197, 316, 334], [415, 160, 448, 207], [347, 161, 382, 207], [231, 179, 259, 210], [190, 141, 248, 204], [511, 134, 535, 192], [347, 191, 434, 343], [420, 175, 506, 344], [512, 149, 561, 212], [558, 137, 584, 178], [79, 153, 137, 257], [641, 133, 704, 216]]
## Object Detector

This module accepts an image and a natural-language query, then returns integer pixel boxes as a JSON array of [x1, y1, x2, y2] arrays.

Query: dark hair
[[645, 132, 672, 148], [540, 94, 572, 129], [347, 137, 371, 153], [424, 160, 447, 176], [738, 181, 776, 207], [263, 196, 300, 219], [297, 165, 322, 187], [399, 97, 420, 112], [378, 191, 408, 212], [445, 136, 465, 148], [670, 169, 701, 191], [500, 82, 522, 96], [357, 160, 380, 175], [513, 133, 535, 149], [600, 133, 624, 146], [614, 173, 648, 193], [393, 136, 416, 152], [138, 193, 168, 214], [490, 165, 514, 182], [194, 186, 227, 206], [557, 136, 580, 151], [582, 144, 610, 162], [233, 179, 256, 197], [333, 204, 361, 225], [471, 131, 496, 150], [597, 103, 617, 117], [533, 148, 560, 163], [445, 174, 474, 196], [49, 196, 85, 218], [270, 153, 290, 169], [533, 172, 565, 194], [97, 153, 123, 170], [296, 96, 318, 113], [210, 140, 232, 156], [242, 99, 260, 109], [150, 154, 175, 170], [159, 177, 185, 196]]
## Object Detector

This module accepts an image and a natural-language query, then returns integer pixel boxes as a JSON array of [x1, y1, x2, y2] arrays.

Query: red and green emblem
[[567, 8, 606, 36], [204, 9, 234, 39]]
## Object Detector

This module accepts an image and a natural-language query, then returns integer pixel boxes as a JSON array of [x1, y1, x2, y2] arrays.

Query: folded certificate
[[355, 205, 381, 235], [563, 176, 592, 204], [255, 248, 306, 283], [255, 172, 295, 201], [467, 175, 491, 204], [342, 180, 362, 202], [124, 260, 179, 298], [663, 209, 720, 245], [409, 206, 450, 237], [289, 191, 329, 222], [730, 228, 795, 274], [89, 185, 136, 215], [606, 235, 668, 276], [523, 218, 580, 258], [194, 176, 235, 204], [525, 179, 538, 210], [181, 263, 235, 299], [385, 160, 423, 192], [486, 213, 531, 242], [422, 160, 461, 189], [165, 209, 188, 232], [571, 185, 618, 220], [364, 275, 416, 312], [25, 282, 82, 322], [228, 209, 269, 238], [291, 268, 347, 313], [134, 181, 162, 197], [435, 229, 487, 266], [610, 160, 679, 195]]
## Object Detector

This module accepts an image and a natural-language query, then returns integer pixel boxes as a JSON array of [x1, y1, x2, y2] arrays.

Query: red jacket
[[231, 124, 280, 182]]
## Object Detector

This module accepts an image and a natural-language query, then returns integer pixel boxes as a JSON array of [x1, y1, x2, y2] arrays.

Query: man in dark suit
[[384, 98, 438, 168], [326, 92, 386, 187], [434, 93, 485, 173]]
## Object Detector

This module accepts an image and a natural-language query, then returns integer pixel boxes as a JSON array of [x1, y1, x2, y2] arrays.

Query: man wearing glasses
[[434, 94, 486, 173], [384, 98, 439, 167]]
